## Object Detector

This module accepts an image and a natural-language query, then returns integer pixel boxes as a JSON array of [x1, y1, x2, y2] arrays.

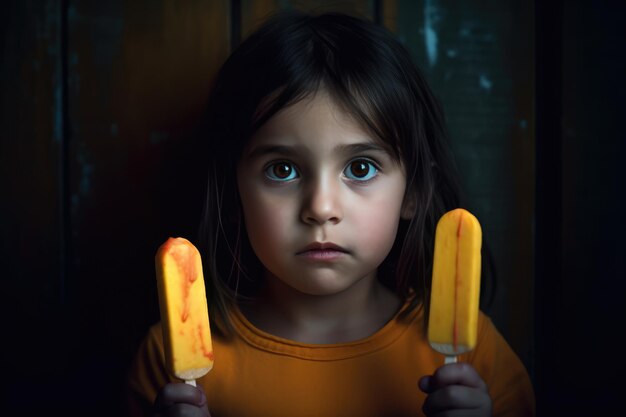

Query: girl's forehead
[[243, 86, 403, 165], [245, 92, 376, 151], [274, 91, 355, 127], [259, 89, 349, 124]]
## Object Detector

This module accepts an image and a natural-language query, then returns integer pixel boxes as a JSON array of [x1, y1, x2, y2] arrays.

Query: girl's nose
[[300, 176, 343, 226]]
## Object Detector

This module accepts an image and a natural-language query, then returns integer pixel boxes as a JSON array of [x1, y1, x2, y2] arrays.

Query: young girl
[[127, 11, 535, 417]]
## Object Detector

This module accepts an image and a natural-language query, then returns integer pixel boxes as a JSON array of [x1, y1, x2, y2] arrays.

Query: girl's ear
[[400, 189, 417, 220]]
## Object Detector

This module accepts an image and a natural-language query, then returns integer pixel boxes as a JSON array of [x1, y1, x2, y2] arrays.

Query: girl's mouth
[[298, 249, 347, 261], [296, 242, 348, 261]]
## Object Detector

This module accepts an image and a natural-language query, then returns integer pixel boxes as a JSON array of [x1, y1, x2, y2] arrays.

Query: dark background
[[1, 0, 624, 416]]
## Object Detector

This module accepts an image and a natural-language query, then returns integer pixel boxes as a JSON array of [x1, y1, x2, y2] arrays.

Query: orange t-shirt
[[126, 301, 535, 416]]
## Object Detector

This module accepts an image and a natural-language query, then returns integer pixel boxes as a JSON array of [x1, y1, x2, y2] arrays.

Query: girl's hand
[[153, 382, 211, 417], [418, 362, 492, 417]]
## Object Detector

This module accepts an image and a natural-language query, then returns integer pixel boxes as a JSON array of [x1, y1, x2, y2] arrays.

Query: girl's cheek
[[352, 193, 403, 252], [244, 194, 292, 243], [361, 212, 399, 255]]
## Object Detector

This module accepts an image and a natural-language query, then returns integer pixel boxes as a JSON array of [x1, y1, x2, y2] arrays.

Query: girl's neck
[[240, 271, 401, 344]]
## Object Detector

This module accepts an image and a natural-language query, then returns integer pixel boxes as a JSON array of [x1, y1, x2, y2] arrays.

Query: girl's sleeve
[[468, 313, 536, 417], [125, 323, 171, 417]]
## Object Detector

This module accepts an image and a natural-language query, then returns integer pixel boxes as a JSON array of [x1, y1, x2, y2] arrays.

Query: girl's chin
[[267, 272, 367, 297]]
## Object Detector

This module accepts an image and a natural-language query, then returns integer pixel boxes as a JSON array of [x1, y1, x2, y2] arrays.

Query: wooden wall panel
[[241, 0, 374, 39], [284, 0, 372, 16], [1, 0, 65, 409], [388, 0, 535, 371], [241, 0, 279, 39], [543, 2, 626, 412], [63, 0, 230, 414]]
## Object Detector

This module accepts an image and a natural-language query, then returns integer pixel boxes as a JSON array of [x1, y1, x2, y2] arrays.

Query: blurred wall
[[534, 1, 626, 414]]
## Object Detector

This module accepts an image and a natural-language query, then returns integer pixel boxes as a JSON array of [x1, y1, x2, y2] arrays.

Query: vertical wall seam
[[230, 0, 241, 52], [373, 0, 383, 25], [533, 0, 562, 405], [59, 0, 70, 307]]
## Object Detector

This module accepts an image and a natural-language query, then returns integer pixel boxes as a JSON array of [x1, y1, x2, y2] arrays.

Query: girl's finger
[[154, 382, 207, 409], [422, 385, 491, 414], [429, 363, 488, 391], [418, 375, 433, 393], [155, 402, 210, 417]]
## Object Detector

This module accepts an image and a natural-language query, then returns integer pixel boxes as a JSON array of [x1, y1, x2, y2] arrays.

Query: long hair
[[197, 11, 462, 333]]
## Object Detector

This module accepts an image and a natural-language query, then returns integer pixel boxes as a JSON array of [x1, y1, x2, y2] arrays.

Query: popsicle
[[428, 208, 482, 364], [155, 237, 214, 385]]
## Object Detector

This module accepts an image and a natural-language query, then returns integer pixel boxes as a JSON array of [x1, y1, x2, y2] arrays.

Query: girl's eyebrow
[[246, 142, 389, 159], [335, 143, 389, 156], [245, 144, 302, 159]]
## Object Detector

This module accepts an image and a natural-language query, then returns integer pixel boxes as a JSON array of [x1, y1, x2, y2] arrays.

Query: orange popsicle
[[155, 237, 214, 385], [428, 208, 482, 363]]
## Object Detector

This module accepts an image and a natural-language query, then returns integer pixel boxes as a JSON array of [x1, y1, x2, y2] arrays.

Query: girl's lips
[[297, 249, 347, 261], [297, 241, 348, 253], [296, 242, 348, 261]]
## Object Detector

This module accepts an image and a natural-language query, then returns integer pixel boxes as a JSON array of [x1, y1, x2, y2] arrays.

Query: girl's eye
[[265, 162, 299, 181], [344, 159, 378, 181]]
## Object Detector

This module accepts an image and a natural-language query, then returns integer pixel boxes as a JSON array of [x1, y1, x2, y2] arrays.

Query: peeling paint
[[80, 165, 94, 195], [424, 0, 439, 67], [53, 84, 63, 143], [479, 74, 493, 91], [68, 147, 96, 213], [77, 149, 95, 197], [68, 4, 77, 21], [47, 0, 62, 144]]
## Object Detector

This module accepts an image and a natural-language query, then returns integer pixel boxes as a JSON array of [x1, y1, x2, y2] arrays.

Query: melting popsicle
[[155, 237, 214, 385], [428, 208, 482, 364]]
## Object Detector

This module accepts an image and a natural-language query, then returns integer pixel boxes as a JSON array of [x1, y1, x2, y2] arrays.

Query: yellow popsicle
[[428, 208, 482, 361], [155, 237, 213, 384]]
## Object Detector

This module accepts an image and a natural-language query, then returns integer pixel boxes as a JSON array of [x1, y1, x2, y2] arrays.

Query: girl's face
[[237, 91, 413, 297]]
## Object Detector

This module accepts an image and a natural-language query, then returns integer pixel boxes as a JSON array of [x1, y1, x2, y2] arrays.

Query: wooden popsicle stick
[[444, 355, 458, 364]]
